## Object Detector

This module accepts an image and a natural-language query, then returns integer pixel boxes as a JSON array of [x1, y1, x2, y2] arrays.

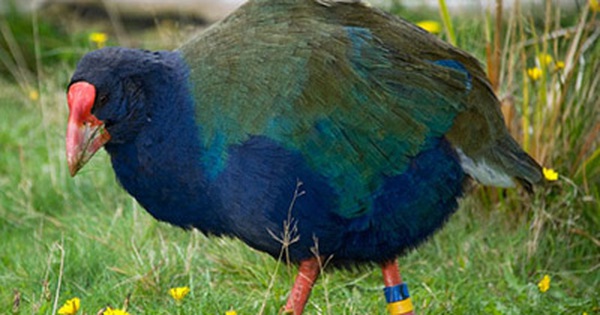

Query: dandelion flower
[[57, 297, 80, 315], [89, 32, 108, 48], [527, 67, 543, 81], [554, 61, 565, 71], [543, 168, 559, 181], [591, 0, 600, 12], [538, 274, 551, 293], [416, 20, 442, 34], [226, 310, 238, 315], [28, 89, 39, 101], [103, 307, 130, 315], [169, 286, 190, 302], [537, 53, 553, 67]]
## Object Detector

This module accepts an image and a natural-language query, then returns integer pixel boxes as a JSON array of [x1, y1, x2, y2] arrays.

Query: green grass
[[1, 2, 599, 315]]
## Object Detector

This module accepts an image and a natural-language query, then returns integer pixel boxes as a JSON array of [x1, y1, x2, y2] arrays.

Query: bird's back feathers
[[182, 0, 474, 218]]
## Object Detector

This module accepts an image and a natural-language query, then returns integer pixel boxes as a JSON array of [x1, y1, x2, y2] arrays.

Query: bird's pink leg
[[282, 257, 321, 314], [381, 260, 415, 315]]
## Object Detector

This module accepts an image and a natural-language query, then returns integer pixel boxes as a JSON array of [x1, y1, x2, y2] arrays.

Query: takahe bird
[[66, 0, 544, 313]]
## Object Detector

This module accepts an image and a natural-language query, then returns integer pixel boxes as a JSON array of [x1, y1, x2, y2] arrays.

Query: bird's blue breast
[[109, 124, 465, 264]]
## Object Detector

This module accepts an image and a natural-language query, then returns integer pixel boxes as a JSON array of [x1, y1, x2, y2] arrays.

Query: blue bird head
[[66, 47, 167, 176]]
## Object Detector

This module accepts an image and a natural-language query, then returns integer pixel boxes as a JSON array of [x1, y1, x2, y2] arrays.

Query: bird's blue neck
[[104, 51, 225, 234]]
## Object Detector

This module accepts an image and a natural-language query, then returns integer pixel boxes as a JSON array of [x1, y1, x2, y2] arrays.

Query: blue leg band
[[383, 283, 410, 303]]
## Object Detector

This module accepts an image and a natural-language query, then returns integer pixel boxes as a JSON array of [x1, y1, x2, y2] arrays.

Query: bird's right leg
[[381, 259, 415, 315]]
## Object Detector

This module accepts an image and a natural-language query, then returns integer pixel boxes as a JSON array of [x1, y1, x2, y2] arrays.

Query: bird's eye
[[97, 94, 109, 107], [91, 93, 109, 116]]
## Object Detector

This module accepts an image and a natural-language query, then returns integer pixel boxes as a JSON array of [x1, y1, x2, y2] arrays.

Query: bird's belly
[[211, 136, 465, 265]]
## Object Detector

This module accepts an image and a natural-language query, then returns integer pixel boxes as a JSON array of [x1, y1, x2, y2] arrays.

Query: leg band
[[384, 283, 413, 315], [384, 283, 410, 303], [387, 298, 414, 315]]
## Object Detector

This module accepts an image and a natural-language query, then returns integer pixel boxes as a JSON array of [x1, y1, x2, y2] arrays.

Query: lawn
[[0, 1, 599, 314]]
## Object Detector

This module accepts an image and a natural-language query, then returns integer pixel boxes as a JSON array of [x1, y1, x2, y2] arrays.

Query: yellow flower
[[28, 89, 39, 101], [543, 168, 559, 181], [226, 310, 238, 315], [538, 274, 551, 293], [89, 32, 108, 48], [169, 286, 190, 302], [527, 67, 543, 81], [591, 0, 600, 12], [554, 61, 565, 71], [57, 297, 80, 315], [416, 20, 442, 34], [538, 53, 553, 67], [103, 307, 130, 315]]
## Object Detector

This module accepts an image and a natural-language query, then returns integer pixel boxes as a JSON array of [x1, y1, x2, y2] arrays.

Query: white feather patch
[[456, 148, 515, 188], [315, 0, 365, 7]]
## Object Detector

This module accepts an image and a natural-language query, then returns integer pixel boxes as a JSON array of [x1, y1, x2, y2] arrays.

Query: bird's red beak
[[66, 81, 111, 176]]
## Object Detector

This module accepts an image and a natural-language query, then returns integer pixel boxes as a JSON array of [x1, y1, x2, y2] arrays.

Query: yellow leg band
[[387, 298, 414, 315]]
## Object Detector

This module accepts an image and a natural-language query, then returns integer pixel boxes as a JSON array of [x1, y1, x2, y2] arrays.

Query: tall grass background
[[0, 0, 598, 314]]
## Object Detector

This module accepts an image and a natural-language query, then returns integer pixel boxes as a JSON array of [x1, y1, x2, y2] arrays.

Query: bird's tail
[[446, 76, 545, 191], [454, 137, 543, 192], [493, 136, 544, 192]]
